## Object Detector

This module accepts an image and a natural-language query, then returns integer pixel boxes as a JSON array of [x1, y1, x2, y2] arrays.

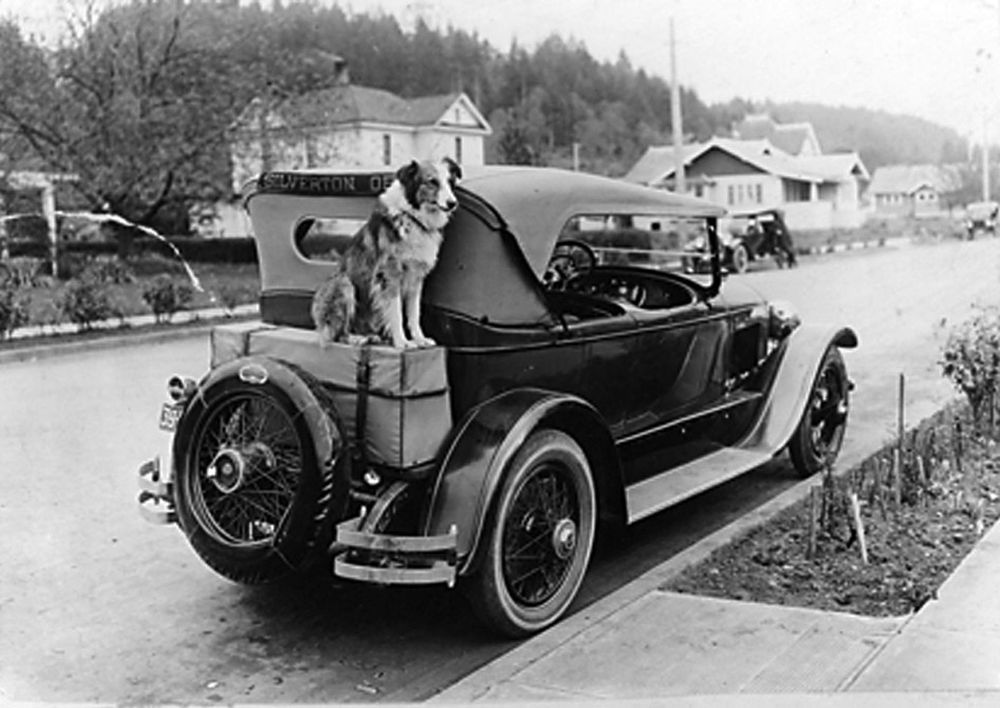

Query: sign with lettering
[[256, 171, 395, 197]]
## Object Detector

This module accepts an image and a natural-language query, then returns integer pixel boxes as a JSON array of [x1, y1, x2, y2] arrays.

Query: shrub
[[940, 303, 1000, 427], [215, 282, 254, 316], [0, 257, 46, 288], [58, 278, 122, 331], [56, 252, 92, 280], [0, 278, 29, 339], [142, 274, 193, 323], [82, 258, 136, 285]]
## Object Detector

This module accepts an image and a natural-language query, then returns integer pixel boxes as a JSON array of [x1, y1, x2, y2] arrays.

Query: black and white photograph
[[2, 0, 1000, 704]]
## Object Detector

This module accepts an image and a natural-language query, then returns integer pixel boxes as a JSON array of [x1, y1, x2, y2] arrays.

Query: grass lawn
[[11, 255, 260, 330]]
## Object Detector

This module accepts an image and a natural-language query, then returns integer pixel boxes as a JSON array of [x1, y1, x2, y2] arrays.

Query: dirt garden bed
[[666, 401, 1000, 617]]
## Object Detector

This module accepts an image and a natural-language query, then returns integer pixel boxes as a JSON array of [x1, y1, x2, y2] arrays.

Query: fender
[[422, 388, 623, 575], [172, 356, 344, 483], [739, 323, 858, 453]]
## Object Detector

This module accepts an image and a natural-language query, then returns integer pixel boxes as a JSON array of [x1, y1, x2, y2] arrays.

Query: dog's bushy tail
[[311, 272, 355, 348]]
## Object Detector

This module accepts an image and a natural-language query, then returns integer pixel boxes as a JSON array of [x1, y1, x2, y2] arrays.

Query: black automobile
[[965, 201, 998, 239], [685, 207, 797, 274], [137, 166, 855, 637]]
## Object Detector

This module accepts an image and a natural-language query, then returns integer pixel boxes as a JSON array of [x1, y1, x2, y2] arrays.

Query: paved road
[[1, 236, 998, 704]]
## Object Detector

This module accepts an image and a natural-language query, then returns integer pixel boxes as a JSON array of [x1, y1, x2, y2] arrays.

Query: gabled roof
[[624, 137, 866, 187], [794, 153, 870, 181], [734, 114, 822, 155], [868, 164, 958, 195], [239, 86, 490, 134]]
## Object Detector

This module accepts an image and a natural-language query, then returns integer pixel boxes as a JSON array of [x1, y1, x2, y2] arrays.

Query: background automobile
[[684, 207, 797, 274], [137, 166, 855, 637], [964, 201, 998, 239]]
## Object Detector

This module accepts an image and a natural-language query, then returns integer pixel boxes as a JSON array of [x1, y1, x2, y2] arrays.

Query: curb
[[429, 442, 909, 703], [0, 304, 259, 365], [801, 235, 913, 256]]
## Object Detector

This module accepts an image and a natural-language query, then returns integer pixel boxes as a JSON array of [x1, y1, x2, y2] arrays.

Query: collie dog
[[311, 158, 462, 348]]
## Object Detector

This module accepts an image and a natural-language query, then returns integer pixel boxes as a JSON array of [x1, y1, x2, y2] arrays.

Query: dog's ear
[[396, 160, 420, 185], [443, 156, 462, 183]]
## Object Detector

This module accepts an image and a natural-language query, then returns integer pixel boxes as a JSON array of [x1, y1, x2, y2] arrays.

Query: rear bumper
[[332, 517, 458, 587], [137, 456, 176, 525]]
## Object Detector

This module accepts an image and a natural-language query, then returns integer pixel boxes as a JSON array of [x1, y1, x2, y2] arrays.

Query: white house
[[624, 134, 869, 230], [195, 61, 492, 238], [867, 164, 960, 218]]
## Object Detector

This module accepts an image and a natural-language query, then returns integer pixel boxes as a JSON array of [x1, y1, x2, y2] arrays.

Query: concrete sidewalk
[[434, 490, 1000, 704]]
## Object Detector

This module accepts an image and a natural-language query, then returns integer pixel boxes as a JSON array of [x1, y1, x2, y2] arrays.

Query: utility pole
[[670, 17, 686, 194], [983, 113, 990, 202]]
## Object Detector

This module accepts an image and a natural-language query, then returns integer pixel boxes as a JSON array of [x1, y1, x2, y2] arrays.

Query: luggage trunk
[[211, 322, 452, 471]]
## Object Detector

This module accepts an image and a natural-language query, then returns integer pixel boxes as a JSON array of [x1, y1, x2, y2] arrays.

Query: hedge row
[[6, 237, 258, 264]]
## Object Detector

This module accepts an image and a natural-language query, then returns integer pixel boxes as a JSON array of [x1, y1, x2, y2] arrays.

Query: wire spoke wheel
[[172, 364, 341, 585], [789, 347, 850, 478], [468, 429, 596, 637], [191, 392, 301, 547], [502, 463, 579, 606]]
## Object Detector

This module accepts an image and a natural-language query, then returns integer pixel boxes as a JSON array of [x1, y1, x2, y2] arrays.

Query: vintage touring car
[[137, 165, 856, 637]]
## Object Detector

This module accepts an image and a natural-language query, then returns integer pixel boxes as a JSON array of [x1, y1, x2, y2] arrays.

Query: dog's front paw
[[390, 336, 417, 349], [412, 336, 436, 348]]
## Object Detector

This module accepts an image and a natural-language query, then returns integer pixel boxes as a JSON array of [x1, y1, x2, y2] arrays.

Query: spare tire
[[172, 357, 346, 584]]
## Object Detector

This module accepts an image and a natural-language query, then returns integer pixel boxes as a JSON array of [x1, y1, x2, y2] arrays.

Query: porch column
[[41, 183, 58, 278], [809, 182, 818, 201]]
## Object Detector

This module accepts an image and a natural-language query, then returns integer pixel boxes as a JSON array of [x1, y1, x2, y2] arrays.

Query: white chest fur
[[391, 215, 443, 269]]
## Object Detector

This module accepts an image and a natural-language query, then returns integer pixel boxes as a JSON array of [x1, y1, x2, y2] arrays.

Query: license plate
[[159, 403, 184, 432]]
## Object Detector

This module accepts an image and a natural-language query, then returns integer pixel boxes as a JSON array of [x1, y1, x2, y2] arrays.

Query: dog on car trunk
[[311, 157, 462, 348]]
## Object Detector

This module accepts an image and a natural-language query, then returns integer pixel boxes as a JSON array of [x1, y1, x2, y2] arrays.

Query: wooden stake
[[892, 448, 902, 509], [807, 486, 819, 559], [917, 456, 927, 506], [955, 418, 963, 475], [849, 492, 868, 564], [897, 372, 905, 451]]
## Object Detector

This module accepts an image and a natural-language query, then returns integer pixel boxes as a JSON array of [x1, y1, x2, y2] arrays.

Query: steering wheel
[[544, 239, 598, 289]]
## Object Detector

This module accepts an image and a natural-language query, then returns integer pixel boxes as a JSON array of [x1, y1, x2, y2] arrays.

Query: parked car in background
[[964, 201, 998, 239], [684, 207, 797, 274], [137, 166, 855, 637]]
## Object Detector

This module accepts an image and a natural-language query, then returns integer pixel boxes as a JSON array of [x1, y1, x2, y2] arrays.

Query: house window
[[455, 137, 463, 164], [382, 134, 392, 166], [755, 184, 762, 204], [694, 185, 704, 198], [783, 180, 810, 202], [727, 185, 734, 205]]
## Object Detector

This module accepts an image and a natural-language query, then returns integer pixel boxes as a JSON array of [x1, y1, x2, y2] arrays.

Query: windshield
[[559, 214, 712, 280]]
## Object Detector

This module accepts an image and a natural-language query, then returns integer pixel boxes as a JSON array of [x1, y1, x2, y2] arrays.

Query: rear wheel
[[731, 243, 749, 274], [174, 371, 339, 584], [789, 347, 850, 478], [468, 429, 596, 637]]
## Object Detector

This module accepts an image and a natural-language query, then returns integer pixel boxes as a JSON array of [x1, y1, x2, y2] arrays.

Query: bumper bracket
[[137, 456, 177, 525], [333, 517, 458, 587]]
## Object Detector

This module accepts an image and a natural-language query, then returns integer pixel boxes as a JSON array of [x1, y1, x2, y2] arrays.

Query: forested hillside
[[0, 0, 969, 232]]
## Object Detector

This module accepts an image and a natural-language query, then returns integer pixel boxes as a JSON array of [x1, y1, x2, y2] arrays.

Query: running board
[[625, 447, 775, 524]]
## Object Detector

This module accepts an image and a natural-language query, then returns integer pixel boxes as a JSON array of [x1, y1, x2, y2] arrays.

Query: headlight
[[768, 300, 801, 339]]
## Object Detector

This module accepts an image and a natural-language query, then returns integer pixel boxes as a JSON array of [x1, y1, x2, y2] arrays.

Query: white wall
[[703, 174, 783, 211]]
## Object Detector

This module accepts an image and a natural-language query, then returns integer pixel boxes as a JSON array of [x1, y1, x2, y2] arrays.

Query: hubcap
[[551, 519, 577, 560], [206, 443, 275, 494]]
